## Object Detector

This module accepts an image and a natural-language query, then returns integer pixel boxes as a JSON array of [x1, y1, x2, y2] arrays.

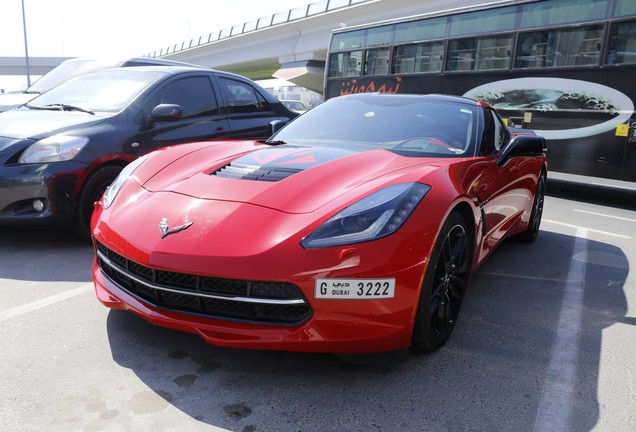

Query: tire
[[518, 171, 546, 243], [76, 165, 123, 238], [411, 211, 472, 353]]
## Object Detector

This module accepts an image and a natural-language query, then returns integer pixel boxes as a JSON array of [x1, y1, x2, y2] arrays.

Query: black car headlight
[[301, 182, 431, 248], [18, 135, 89, 163], [102, 155, 148, 210]]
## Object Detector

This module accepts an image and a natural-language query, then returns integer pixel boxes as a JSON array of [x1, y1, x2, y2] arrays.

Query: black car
[[0, 66, 297, 234], [0, 57, 206, 112]]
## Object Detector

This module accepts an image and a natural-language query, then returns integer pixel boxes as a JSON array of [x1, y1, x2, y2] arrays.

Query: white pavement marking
[[533, 228, 588, 432], [573, 209, 636, 223], [543, 219, 631, 239], [0, 283, 93, 323]]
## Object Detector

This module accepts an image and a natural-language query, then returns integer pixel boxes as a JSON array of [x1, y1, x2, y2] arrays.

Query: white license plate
[[315, 278, 395, 299]]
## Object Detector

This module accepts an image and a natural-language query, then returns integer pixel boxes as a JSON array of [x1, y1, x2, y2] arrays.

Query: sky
[[1, 0, 313, 91]]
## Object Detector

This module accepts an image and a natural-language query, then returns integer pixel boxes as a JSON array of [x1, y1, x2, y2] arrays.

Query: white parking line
[[0, 283, 93, 323], [533, 228, 588, 432], [543, 218, 631, 239], [573, 209, 636, 223]]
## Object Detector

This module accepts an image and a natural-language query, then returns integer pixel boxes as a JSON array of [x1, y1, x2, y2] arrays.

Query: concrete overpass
[[1, 0, 502, 93], [154, 0, 493, 93], [0, 56, 72, 77]]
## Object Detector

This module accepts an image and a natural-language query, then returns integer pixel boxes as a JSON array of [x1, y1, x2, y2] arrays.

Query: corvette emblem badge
[[159, 217, 193, 239]]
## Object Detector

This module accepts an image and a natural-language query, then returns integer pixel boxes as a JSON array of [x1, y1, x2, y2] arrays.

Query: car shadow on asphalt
[[102, 229, 630, 431], [464, 230, 630, 431]]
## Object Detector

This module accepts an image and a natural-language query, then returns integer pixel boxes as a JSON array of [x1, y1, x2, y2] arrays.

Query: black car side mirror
[[497, 134, 547, 167], [268, 119, 286, 136], [150, 104, 183, 124]]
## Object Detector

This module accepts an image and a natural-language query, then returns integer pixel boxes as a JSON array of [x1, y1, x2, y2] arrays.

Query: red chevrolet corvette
[[91, 93, 547, 357]]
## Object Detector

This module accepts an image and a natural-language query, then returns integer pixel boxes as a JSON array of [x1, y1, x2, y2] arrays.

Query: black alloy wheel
[[411, 212, 471, 353], [518, 171, 546, 243]]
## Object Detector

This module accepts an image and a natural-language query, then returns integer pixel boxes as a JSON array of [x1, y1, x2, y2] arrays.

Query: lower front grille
[[96, 242, 312, 325]]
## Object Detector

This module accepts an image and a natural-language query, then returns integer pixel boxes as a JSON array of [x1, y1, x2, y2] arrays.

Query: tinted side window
[[492, 111, 509, 152], [481, 109, 509, 155], [220, 78, 270, 114], [146, 76, 218, 118]]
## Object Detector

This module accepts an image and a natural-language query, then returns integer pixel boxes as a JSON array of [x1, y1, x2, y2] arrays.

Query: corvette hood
[[0, 109, 105, 140], [143, 143, 442, 214]]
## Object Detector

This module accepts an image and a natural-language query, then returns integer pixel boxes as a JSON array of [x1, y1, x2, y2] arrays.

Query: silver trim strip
[[97, 249, 306, 306]]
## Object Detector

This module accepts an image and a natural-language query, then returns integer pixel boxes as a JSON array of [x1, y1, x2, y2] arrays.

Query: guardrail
[[144, 0, 371, 58]]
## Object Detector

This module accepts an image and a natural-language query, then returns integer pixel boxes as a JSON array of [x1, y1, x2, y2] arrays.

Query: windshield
[[27, 69, 166, 113], [271, 95, 478, 157], [27, 59, 123, 93], [283, 100, 307, 111]]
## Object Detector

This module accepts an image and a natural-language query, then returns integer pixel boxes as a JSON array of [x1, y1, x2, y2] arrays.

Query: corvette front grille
[[95, 242, 312, 325]]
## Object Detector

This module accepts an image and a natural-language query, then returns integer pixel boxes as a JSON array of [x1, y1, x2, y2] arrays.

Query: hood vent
[[214, 162, 303, 182]]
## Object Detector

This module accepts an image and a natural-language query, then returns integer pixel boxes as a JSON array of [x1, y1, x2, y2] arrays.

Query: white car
[[280, 99, 308, 114]]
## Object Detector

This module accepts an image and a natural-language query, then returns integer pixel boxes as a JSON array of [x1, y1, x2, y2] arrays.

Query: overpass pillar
[[273, 59, 325, 94]]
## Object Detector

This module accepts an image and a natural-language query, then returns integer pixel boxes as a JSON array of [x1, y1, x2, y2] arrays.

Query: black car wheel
[[411, 212, 471, 353], [518, 171, 546, 243], [76, 165, 122, 238]]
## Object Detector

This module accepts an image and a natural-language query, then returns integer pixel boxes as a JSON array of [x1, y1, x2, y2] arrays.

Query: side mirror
[[268, 119, 286, 136], [150, 104, 183, 123], [496, 134, 547, 167]]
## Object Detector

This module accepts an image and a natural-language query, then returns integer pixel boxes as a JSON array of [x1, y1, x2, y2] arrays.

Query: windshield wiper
[[25, 103, 95, 115], [45, 103, 95, 115]]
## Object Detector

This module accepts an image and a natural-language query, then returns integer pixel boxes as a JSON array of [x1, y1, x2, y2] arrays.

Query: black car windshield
[[27, 59, 124, 93], [27, 69, 166, 113], [270, 94, 479, 157]]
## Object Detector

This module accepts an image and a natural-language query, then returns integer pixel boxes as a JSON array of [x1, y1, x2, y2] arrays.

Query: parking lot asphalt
[[1, 178, 635, 432]]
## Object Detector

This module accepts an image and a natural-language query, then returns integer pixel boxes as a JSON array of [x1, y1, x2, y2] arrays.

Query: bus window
[[394, 17, 446, 43], [364, 48, 391, 75], [607, 20, 636, 64], [328, 51, 363, 77], [447, 39, 476, 71], [475, 35, 513, 70], [449, 7, 517, 37], [393, 41, 444, 74], [366, 25, 393, 47], [331, 29, 365, 50], [614, 0, 636, 17], [515, 24, 604, 68], [447, 35, 513, 71], [520, 0, 608, 28], [515, 31, 552, 67]]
